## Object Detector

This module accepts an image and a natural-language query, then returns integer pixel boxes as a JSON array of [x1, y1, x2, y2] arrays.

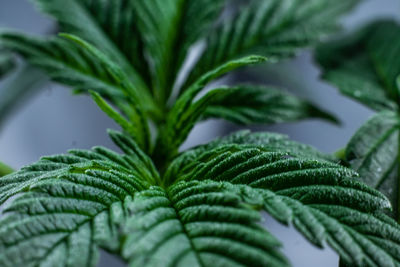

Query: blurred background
[[0, 0, 399, 266]]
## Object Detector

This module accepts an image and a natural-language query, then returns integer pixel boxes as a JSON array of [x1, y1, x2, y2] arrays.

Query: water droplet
[[281, 154, 293, 160], [377, 167, 382, 173], [354, 91, 361, 97]]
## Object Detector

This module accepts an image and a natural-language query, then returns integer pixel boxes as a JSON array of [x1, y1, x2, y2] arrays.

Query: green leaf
[[133, 0, 226, 102], [0, 161, 13, 177], [2, 1, 400, 266], [0, 33, 117, 97], [90, 91, 144, 144], [76, 0, 152, 86], [164, 130, 336, 186], [0, 31, 156, 114], [0, 65, 48, 129], [122, 181, 289, 267], [0, 33, 123, 102], [2, 129, 400, 266], [345, 111, 400, 219], [184, 0, 360, 90], [0, 130, 158, 206], [60, 33, 152, 152], [202, 85, 339, 125], [316, 20, 400, 111], [165, 143, 400, 266], [183, 130, 335, 161], [0, 32, 154, 151], [0, 51, 15, 79], [31, 0, 150, 92], [155, 56, 267, 164], [0, 131, 158, 266], [317, 20, 400, 221]]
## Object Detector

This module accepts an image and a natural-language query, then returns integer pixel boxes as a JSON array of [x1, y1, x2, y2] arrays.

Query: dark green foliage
[[164, 131, 336, 181], [317, 20, 400, 221], [346, 111, 400, 218], [0, 130, 157, 205], [0, 0, 349, 130], [2, 130, 399, 266], [155, 55, 268, 163], [133, 0, 226, 103], [202, 85, 339, 125], [1, 0, 399, 266], [33, 0, 150, 92], [316, 20, 400, 111], [122, 181, 288, 267], [164, 143, 400, 266], [0, 130, 155, 266], [184, 0, 360, 89]]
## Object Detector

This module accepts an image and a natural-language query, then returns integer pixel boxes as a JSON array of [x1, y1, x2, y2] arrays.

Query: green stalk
[[0, 161, 14, 177]]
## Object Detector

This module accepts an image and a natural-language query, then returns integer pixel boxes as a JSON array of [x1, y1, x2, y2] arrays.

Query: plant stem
[[0, 161, 14, 177]]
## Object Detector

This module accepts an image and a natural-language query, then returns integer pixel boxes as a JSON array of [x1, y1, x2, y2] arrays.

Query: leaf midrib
[[166, 189, 206, 267], [354, 123, 399, 188], [33, 217, 94, 266]]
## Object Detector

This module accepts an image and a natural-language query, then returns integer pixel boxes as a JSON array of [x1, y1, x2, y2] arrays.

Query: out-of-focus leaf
[[133, 0, 226, 102], [155, 56, 267, 164], [32, 0, 150, 92], [202, 85, 339, 125], [0, 65, 48, 129], [0, 161, 13, 177], [0, 51, 15, 79], [184, 0, 360, 91], [317, 20, 400, 221], [316, 20, 400, 111]]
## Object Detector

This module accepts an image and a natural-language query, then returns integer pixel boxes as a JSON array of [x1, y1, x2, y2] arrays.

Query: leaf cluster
[[316, 20, 400, 221], [1, 0, 400, 267]]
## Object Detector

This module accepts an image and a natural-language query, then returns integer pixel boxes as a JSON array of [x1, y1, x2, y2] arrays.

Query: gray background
[[0, 0, 399, 266]]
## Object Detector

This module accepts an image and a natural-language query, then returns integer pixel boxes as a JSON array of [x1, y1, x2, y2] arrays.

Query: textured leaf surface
[[184, 0, 360, 89], [346, 111, 400, 219], [202, 85, 338, 125], [165, 141, 400, 266], [317, 20, 400, 221], [316, 20, 400, 111], [2, 128, 400, 266], [172, 130, 335, 168], [0, 131, 157, 266], [122, 181, 288, 267], [1, 1, 400, 266], [0, 130, 157, 205]]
